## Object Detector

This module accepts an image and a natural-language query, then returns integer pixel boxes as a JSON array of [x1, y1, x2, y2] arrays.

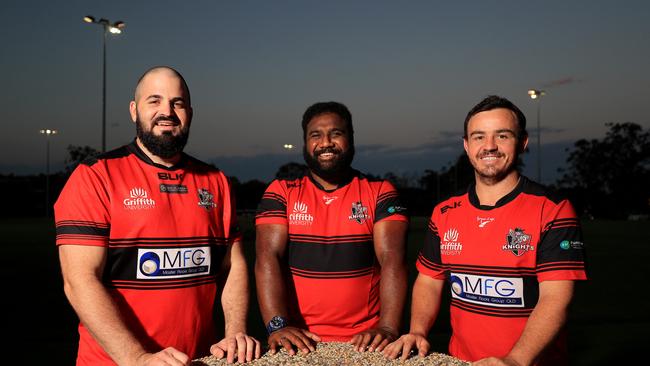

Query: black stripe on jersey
[[290, 267, 375, 279], [417, 254, 446, 272], [257, 195, 287, 217], [104, 245, 228, 283], [418, 224, 442, 267], [445, 263, 537, 277], [107, 275, 217, 290], [255, 211, 286, 220], [108, 236, 231, 248], [56, 223, 110, 237], [288, 240, 375, 273], [543, 218, 579, 232], [537, 225, 585, 265], [537, 261, 586, 273], [262, 192, 287, 205], [289, 233, 372, 243], [451, 299, 533, 318], [376, 193, 408, 222]]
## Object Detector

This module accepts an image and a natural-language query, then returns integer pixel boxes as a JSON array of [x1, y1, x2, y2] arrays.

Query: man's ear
[[518, 134, 529, 153], [129, 101, 137, 123]]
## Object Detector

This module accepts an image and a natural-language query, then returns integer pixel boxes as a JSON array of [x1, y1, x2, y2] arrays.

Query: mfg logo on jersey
[[289, 201, 314, 226], [441, 228, 463, 256], [450, 273, 524, 308], [137, 247, 211, 279], [124, 188, 156, 210]]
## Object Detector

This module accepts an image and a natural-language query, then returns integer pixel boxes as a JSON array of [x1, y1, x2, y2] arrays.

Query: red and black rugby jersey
[[55, 141, 240, 365], [256, 171, 408, 341], [417, 176, 587, 364]]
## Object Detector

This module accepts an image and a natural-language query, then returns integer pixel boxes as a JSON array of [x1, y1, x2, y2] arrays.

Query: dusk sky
[[2, 0, 649, 184]]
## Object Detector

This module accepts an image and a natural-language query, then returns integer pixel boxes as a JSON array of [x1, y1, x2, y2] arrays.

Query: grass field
[[3, 216, 647, 365]]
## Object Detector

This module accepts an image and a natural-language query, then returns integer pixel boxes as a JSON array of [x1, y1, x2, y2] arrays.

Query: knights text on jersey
[[416, 176, 587, 365], [256, 172, 408, 341], [54, 142, 241, 365]]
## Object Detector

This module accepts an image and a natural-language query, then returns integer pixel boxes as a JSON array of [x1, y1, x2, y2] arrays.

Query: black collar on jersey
[[307, 168, 360, 193], [468, 175, 529, 210], [127, 140, 188, 171]]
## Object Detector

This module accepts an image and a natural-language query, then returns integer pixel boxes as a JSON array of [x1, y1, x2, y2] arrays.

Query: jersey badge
[[441, 228, 463, 255], [477, 216, 495, 228], [289, 201, 314, 226], [502, 228, 534, 256], [322, 195, 338, 205], [123, 187, 156, 210], [197, 188, 217, 210], [348, 201, 369, 224]]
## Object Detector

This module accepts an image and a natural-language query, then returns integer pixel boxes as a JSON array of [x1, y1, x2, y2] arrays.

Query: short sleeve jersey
[[54, 142, 240, 365], [256, 171, 408, 341], [417, 176, 587, 365]]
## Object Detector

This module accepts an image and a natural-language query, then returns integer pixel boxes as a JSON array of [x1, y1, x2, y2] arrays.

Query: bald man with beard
[[55, 66, 261, 366]]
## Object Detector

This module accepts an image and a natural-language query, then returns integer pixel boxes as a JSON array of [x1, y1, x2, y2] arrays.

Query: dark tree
[[558, 122, 650, 218], [65, 145, 100, 173], [275, 162, 308, 180]]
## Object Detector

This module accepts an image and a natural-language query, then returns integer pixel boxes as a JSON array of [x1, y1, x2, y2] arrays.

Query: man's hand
[[382, 333, 430, 361], [267, 326, 321, 355], [349, 326, 398, 352], [210, 332, 262, 364], [471, 356, 523, 366], [134, 347, 190, 366]]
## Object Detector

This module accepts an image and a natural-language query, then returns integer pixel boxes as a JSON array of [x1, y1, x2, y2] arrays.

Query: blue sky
[[2, 0, 648, 184]]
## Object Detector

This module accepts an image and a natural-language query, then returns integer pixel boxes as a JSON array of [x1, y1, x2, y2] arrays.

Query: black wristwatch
[[266, 315, 288, 335]]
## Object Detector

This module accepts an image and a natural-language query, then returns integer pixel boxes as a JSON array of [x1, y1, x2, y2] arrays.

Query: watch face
[[268, 316, 287, 333]]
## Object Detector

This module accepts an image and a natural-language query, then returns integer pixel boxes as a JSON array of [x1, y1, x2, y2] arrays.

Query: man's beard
[[303, 145, 355, 181], [136, 115, 190, 159], [472, 151, 517, 184]]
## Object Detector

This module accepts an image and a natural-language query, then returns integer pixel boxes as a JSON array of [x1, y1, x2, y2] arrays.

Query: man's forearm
[[255, 254, 290, 323], [377, 256, 407, 333], [409, 275, 444, 336], [222, 242, 250, 336], [506, 281, 574, 366], [64, 274, 148, 365]]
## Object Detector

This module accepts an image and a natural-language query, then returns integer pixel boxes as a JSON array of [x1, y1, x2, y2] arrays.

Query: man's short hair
[[301, 101, 354, 144], [463, 95, 527, 139]]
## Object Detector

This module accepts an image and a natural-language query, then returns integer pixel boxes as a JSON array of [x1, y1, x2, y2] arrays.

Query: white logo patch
[[441, 228, 462, 255], [322, 196, 338, 205], [289, 201, 314, 226], [477, 216, 495, 228], [124, 187, 156, 210], [450, 273, 524, 308], [137, 247, 210, 279]]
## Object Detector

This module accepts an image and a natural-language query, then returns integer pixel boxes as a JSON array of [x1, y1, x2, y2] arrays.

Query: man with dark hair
[[55, 66, 261, 365], [384, 95, 587, 365], [255, 101, 409, 355]]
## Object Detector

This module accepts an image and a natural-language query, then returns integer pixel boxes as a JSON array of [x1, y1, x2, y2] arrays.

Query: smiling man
[[255, 101, 409, 356], [55, 66, 260, 365], [384, 95, 587, 365]]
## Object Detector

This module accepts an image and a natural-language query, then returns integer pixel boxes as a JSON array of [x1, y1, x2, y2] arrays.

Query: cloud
[[541, 77, 583, 88]]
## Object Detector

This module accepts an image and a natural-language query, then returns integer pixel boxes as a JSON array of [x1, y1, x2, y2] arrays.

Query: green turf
[[3, 216, 645, 364]]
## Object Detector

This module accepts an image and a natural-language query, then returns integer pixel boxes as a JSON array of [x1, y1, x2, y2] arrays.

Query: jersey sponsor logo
[[450, 273, 524, 308], [387, 205, 407, 214], [560, 240, 583, 250], [137, 246, 211, 279], [157, 172, 184, 181], [477, 216, 495, 228], [289, 201, 314, 225], [441, 228, 463, 255], [349, 201, 369, 224], [159, 184, 188, 194], [322, 195, 338, 205], [440, 201, 461, 214], [123, 187, 156, 210], [502, 228, 534, 256], [197, 188, 217, 210]]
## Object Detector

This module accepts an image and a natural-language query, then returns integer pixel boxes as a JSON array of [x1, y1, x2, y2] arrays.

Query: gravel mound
[[192, 342, 469, 365]]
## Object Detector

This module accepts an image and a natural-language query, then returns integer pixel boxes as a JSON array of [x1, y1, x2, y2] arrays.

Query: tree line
[[1, 122, 647, 219]]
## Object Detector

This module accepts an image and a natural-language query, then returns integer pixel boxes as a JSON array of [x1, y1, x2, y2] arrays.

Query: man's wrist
[[266, 315, 288, 335]]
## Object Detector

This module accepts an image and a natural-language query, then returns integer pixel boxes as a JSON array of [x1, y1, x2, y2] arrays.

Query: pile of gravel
[[192, 342, 469, 365]]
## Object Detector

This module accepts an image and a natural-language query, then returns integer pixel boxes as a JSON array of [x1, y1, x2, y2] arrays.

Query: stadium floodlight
[[527, 89, 546, 182], [83, 15, 125, 152]]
